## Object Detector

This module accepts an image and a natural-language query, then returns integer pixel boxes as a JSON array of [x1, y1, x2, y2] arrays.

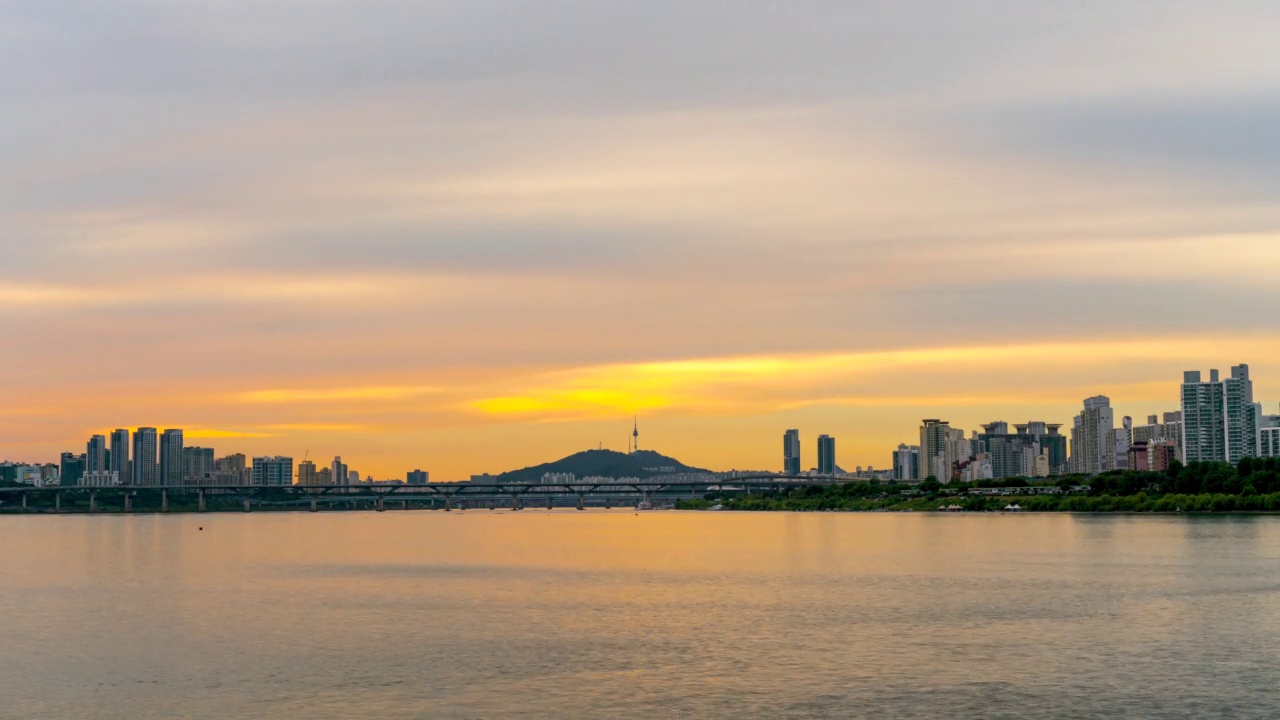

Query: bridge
[[0, 476, 848, 513]]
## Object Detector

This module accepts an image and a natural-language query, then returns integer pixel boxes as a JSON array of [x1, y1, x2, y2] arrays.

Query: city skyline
[[7, 360, 1279, 483], [5, 3, 1280, 479]]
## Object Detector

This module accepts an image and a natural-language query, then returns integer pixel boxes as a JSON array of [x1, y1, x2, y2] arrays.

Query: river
[[2, 510, 1278, 718]]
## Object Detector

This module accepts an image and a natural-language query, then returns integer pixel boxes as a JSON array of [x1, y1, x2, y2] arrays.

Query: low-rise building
[[80, 470, 121, 487]]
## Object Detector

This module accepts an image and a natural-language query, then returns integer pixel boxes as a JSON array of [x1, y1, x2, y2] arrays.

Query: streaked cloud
[[238, 386, 442, 404], [260, 423, 366, 432]]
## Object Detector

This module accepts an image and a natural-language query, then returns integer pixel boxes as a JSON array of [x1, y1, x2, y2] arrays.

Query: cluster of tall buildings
[[2, 427, 433, 489], [888, 364, 1278, 482], [891, 420, 1067, 483], [782, 429, 841, 475]]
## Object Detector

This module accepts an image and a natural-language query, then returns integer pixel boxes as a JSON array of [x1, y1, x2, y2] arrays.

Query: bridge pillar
[[547, 496, 554, 510], [402, 500, 408, 510], [55, 492, 61, 513], [124, 493, 132, 513], [243, 498, 251, 512], [310, 498, 318, 512], [90, 492, 97, 513], [512, 497, 522, 511], [444, 497, 452, 511], [162, 490, 169, 513], [198, 490, 206, 513], [577, 496, 584, 511], [21, 493, 27, 510], [377, 496, 385, 512]]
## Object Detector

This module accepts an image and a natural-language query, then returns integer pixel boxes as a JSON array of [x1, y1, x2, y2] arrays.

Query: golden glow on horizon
[[184, 428, 274, 440], [466, 336, 1280, 421], [10, 335, 1280, 480]]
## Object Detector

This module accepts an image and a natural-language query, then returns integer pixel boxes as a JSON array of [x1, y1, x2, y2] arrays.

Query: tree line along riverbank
[[676, 458, 1280, 513]]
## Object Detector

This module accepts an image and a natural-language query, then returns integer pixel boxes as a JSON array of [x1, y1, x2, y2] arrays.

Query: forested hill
[[496, 449, 708, 484]]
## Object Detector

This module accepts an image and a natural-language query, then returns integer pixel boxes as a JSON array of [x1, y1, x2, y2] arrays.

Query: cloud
[[239, 387, 442, 404]]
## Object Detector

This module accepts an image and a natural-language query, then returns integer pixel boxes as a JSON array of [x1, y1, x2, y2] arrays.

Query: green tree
[[1239, 457, 1255, 477]]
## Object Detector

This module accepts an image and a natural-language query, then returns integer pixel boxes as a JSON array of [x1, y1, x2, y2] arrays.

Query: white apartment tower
[[893, 444, 919, 482], [109, 429, 130, 487], [159, 429, 185, 487], [1071, 396, 1114, 475], [919, 419, 953, 481], [1110, 416, 1133, 471], [132, 428, 159, 486], [1182, 365, 1260, 464], [86, 435, 107, 473]]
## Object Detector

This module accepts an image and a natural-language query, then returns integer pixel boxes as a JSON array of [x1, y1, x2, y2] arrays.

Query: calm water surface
[[2, 511, 1279, 719]]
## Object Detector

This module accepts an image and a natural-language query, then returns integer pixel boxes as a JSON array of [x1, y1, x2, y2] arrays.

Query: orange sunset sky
[[3, 2, 1280, 479]]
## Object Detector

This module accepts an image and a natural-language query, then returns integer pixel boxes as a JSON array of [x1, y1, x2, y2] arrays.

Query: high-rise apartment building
[[1110, 416, 1133, 470], [1014, 422, 1068, 474], [59, 452, 86, 487], [252, 456, 294, 486], [919, 420, 952, 481], [297, 460, 318, 485], [407, 469, 429, 485], [109, 429, 130, 486], [977, 421, 1063, 479], [1182, 366, 1259, 464], [332, 457, 349, 486], [86, 435, 107, 473], [214, 453, 249, 485], [159, 429, 184, 487], [214, 453, 246, 472], [1070, 397, 1114, 475], [893, 444, 919, 482], [817, 435, 836, 475], [783, 430, 801, 475], [182, 447, 215, 482], [132, 428, 159, 486], [1259, 411, 1280, 458], [1260, 427, 1280, 458]]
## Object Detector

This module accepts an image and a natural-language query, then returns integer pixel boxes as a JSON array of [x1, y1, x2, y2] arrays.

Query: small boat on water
[[1003, 504, 1024, 512]]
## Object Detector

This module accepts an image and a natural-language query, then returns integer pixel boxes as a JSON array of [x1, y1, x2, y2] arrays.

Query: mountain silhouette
[[496, 449, 708, 484]]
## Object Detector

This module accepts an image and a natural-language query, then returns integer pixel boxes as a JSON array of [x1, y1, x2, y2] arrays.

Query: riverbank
[[677, 492, 1280, 513]]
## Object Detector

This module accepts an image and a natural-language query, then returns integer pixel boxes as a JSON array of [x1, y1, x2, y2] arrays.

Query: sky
[[3, 1, 1280, 480]]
